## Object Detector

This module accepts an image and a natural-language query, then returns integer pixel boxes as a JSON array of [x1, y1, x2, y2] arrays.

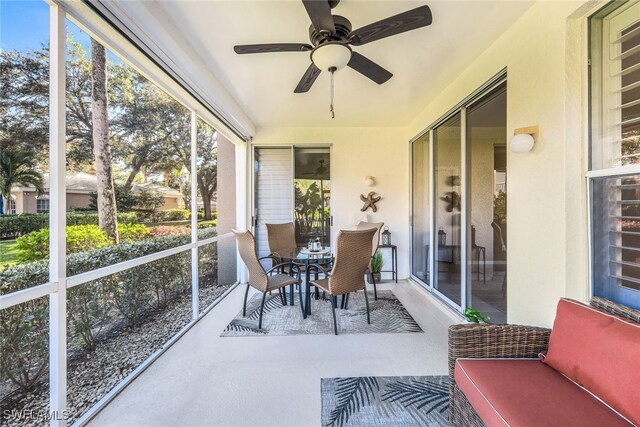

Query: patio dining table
[[277, 247, 333, 317]]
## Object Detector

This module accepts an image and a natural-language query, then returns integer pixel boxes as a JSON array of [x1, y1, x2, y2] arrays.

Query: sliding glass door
[[434, 113, 463, 306], [411, 77, 507, 321], [253, 146, 331, 260], [466, 83, 507, 323], [411, 135, 430, 283]]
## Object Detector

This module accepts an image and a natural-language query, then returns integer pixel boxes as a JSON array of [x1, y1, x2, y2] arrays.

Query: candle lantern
[[381, 226, 391, 245], [438, 227, 447, 247]]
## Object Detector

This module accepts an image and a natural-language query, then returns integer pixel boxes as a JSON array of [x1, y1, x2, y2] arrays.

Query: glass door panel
[[466, 83, 507, 323], [294, 148, 331, 247], [412, 134, 430, 284], [434, 113, 462, 306]]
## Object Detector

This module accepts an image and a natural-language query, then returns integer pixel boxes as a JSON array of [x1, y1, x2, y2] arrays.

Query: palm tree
[[0, 148, 44, 215]]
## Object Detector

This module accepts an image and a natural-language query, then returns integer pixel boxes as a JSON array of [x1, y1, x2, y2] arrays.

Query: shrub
[[197, 220, 217, 229], [15, 225, 112, 262], [149, 225, 191, 237], [0, 259, 49, 393], [0, 211, 137, 238], [157, 209, 190, 222], [118, 223, 150, 242], [0, 227, 217, 394]]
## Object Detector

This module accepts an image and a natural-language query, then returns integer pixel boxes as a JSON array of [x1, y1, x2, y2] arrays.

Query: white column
[[49, 3, 67, 426], [191, 112, 199, 319]]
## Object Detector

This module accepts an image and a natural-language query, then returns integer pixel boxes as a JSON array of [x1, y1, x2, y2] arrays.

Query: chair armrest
[[265, 262, 297, 276], [447, 323, 551, 423], [307, 263, 331, 276]]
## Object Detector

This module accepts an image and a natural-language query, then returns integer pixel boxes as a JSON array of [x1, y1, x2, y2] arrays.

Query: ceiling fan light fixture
[[311, 43, 352, 71]]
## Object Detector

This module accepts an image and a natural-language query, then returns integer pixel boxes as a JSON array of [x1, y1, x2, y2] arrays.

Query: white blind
[[597, 5, 640, 291], [599, 2, 640, 167], [255, 148, 293, 263]]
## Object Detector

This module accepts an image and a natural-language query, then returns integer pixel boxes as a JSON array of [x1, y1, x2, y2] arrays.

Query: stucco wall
[[251, 127, 409, 281], [217, 133, 238, 286], [67, 193, 91, 211], [407, 0, 592, 327]]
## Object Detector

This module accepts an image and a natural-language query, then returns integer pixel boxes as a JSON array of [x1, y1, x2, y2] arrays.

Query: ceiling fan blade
[[302, 0, 336, 34], [349, 5, 432, 46], [234, 43, 313, 54], [347, 52, 393, 84], [294, 63, 322, 93]]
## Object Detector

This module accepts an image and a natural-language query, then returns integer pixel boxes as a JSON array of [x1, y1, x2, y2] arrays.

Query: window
[[7, 198, 16, 214], [590, 2, 640, 309], [36, 198, 49, 213]]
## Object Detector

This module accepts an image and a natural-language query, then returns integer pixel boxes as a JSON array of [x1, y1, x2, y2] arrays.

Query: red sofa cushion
[[542, 298, 640, 425], [455, 359, 632, 427]]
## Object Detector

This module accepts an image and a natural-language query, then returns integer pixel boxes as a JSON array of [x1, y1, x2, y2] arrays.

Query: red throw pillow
[[543, 298, 640, 425]]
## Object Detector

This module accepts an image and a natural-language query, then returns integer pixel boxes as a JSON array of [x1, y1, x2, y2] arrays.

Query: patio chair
[[309, 228, 377, 335], [356, 221, 384, 300], [266, 222, 297, 269], [233, 229, 304, 329]]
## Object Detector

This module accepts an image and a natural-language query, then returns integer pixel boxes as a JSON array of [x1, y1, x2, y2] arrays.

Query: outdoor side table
[[378, 244, 398, 283]]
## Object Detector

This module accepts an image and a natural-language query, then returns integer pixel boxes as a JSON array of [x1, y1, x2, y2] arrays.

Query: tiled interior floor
[[88, 280, 460, 427]]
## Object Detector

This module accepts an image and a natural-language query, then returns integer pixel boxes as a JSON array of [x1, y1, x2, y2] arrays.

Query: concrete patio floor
[[88, 280, 460, 427]]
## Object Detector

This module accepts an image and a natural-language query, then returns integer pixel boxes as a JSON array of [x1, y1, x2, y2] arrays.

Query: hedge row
[[0, 227, 218, 394], [0, 212, 137, 239], [0, 209, 216, 238]]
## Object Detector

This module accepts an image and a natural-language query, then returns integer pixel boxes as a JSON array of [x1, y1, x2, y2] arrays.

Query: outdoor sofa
[[448, 297, 640, 426]]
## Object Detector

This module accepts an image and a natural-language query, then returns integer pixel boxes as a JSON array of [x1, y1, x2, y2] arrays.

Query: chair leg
[[371, 273, 378, 300], [331, 297, 338, 335], [289, 284, 295, 306], [344, 293, 350, 309], [298, 283, 306, 319], [242, 284, 250, 317], [340, 294, 346, 309], [258, 292, 267, 329], [363, 285, 371, 324], [278, 288, 287, 306]]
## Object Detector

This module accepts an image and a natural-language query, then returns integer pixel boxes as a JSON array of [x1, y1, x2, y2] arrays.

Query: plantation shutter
[[254, 148, 293, 265], [592, 3, 640, 301]]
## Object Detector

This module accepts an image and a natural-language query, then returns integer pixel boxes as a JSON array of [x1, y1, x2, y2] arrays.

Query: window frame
[[587, 1, 640, 307]]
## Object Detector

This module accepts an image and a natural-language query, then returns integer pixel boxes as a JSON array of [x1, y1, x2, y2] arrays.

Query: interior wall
[[408, 0, 590, 327], [251, 127, 409, 280]]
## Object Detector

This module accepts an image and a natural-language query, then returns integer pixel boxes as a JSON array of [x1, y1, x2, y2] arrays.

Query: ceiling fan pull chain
[[329, 66, 336, 119]]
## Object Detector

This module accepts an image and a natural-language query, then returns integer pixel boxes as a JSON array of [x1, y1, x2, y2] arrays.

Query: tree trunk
[[91, 39, 118, 242], [198, 175, 212, 220]]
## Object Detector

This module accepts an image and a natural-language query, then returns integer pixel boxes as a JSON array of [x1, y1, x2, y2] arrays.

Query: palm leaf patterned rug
[[321, 375, 449, 427], [221, 290, 423, 337]]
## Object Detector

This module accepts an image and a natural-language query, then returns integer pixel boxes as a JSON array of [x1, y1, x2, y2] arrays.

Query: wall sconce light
[[509, 126, 538, 153], [364, 176, 375, 187]]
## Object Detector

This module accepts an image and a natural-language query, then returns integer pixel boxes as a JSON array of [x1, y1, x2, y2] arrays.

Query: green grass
[[0, 239, 19, 270]]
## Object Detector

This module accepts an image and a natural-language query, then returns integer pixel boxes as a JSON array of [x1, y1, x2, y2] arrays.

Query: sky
[[1, 0, 117, 62], [1, 0, 50, 51]]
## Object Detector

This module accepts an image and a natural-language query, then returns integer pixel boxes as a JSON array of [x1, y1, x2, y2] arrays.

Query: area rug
[[321, 375, 449, 427], [220, 290, 423, 336]]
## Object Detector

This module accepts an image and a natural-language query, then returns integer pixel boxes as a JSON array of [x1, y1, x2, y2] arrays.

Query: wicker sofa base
[[451, 384, 486, 427]]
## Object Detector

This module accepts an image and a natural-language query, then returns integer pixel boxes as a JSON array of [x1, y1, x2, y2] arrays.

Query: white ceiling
[[115, 1, 533, 129]]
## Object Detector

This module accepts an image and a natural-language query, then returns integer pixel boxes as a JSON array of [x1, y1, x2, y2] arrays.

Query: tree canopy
[[0, 34, 218, 218]]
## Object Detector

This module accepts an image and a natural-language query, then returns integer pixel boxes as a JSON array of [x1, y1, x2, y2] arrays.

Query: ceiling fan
[[234, 0, 432, 117]]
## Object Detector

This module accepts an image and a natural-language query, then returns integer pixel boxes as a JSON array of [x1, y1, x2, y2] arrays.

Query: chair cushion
[[455, 359, 632, 427], [309, 278, 330, 293], [542, 298, 640, 425], [266, 274, 298, 291]]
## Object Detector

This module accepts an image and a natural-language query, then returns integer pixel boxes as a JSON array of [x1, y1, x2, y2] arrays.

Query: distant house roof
[[12, 172, 182, 198]]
